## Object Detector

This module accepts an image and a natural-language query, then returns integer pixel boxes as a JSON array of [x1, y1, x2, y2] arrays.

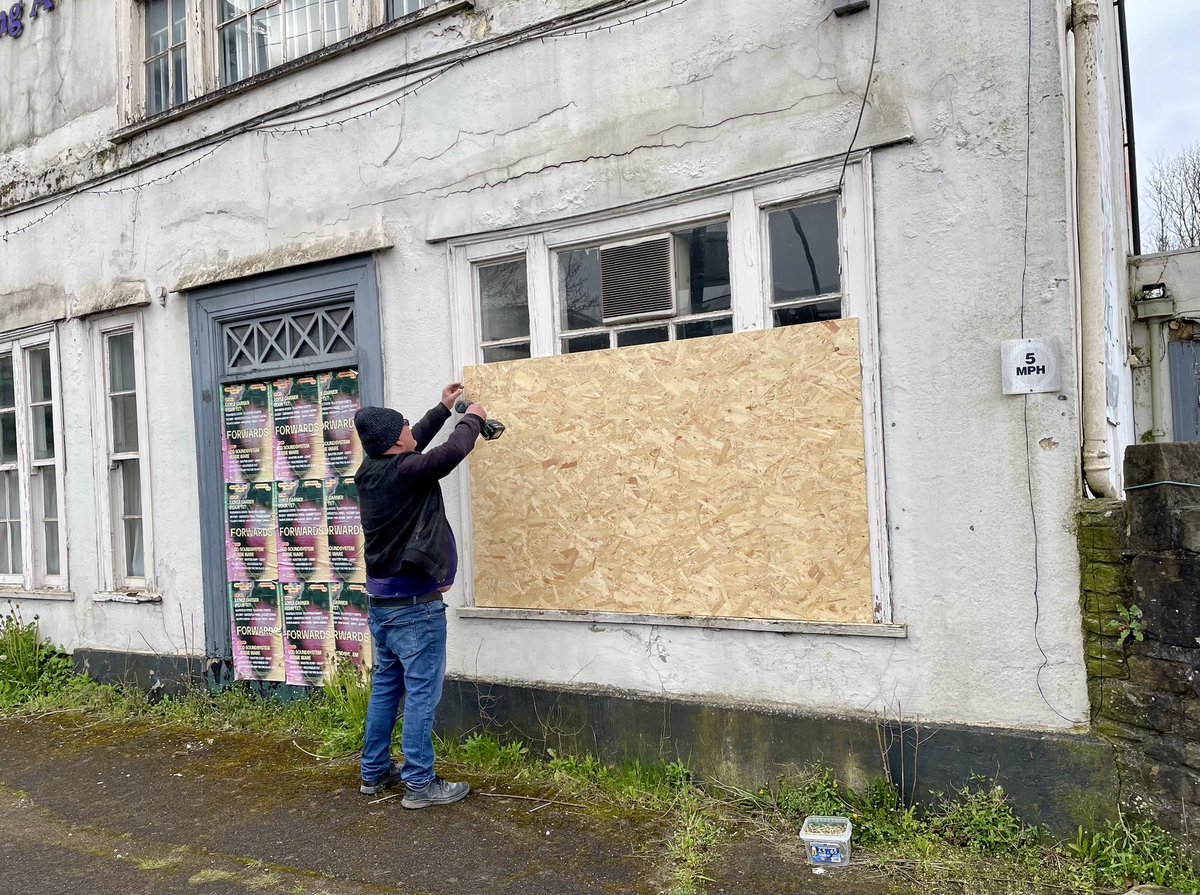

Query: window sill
[[0, 587, 75, 602], [112, 0, 475, 144], [456, 607, 906, 638], [92, 591, 164, 605]]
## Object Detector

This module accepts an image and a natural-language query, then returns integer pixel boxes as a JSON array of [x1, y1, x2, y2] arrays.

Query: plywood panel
[[463, 320, 872, 623]]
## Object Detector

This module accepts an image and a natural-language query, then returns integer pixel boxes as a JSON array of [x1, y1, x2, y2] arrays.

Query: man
[[353, 382, 487, 808]]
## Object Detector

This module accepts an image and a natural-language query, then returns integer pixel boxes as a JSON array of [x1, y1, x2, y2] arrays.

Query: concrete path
[[0, 716, 907, 895]]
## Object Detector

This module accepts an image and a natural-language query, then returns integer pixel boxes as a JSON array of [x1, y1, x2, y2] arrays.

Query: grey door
[[1169, 340, 1200, 442], [188, 257, 384, 659]]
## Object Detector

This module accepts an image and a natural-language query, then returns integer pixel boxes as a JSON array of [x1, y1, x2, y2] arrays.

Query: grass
[[2, 608, 1198, 895]]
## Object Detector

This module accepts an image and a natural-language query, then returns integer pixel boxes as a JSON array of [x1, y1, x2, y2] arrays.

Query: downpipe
[[1071, 0, 1117, 497]]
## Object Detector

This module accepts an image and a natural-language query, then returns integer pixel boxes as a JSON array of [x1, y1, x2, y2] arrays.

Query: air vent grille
[[599, 236, 675, 324]]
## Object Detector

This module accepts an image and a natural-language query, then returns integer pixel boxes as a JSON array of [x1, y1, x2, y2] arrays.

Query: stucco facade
[[1, 0, 1137, 736]]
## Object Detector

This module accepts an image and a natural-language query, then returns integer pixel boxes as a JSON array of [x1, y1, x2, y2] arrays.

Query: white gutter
[[1071, 0, 1116, 497]]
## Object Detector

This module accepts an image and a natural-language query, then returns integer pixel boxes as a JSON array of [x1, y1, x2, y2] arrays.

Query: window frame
[[215, 0, 353, 88], [0, 327, 68, 594], [91, 315, 156, 596], [450, 156, 891, 624]]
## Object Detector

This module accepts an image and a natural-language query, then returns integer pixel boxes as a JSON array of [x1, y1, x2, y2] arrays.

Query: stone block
[[1124, 443, 1200, 552], [1099, 680, 1185, 734], [1178, 507, 1200, 554], [1129, 555, 1200, 648], [1081, 561, 1128, 598], [1126, 655, 1199, 696]]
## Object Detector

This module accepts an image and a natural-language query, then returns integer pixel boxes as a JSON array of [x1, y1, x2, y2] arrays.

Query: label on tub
[[810, 844, 844, 864]]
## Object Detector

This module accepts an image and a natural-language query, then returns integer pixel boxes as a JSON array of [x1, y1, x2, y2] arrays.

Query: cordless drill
[[455, 398, 506, 440]]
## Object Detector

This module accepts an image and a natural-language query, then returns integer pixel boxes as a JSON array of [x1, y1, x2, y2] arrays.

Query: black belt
[[369, 592, 443, 608]]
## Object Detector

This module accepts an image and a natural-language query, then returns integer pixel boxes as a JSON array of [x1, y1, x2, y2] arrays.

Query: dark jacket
[[354, 403, 484, 582]]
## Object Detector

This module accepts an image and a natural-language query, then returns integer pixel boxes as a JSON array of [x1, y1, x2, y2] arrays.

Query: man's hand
[[465, 403, 487, 420], [441, 382, 464, 409]]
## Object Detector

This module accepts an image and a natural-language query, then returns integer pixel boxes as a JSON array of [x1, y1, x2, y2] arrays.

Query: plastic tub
[[800, 815, 853, 867]]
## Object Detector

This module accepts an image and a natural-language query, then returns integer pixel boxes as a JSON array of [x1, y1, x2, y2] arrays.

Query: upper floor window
[[0, 331, 66, 591], [218, 0, 350, 86], [766, 199, 841, 327], [145, 0, 188, 114]]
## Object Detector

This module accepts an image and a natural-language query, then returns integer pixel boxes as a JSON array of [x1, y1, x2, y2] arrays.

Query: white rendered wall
[[0, 0, 1129, 730]]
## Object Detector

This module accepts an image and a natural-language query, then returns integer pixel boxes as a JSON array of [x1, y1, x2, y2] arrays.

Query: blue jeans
[[360, 599, 447, 787]]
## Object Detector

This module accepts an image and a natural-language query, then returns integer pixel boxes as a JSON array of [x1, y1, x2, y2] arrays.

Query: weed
[[1066, 817, 1200, 894], [1106, 604, 1146, 647], [929, 776, 1040, 856], [0, 608, 74, 707]]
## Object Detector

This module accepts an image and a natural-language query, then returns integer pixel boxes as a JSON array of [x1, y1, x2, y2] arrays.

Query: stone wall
[[1078, 442, 1200, 850]]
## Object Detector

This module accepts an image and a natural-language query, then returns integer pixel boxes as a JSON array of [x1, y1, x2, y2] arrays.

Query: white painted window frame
[[119, 1, 463, 123], [0, 327, 68, 594], [449, 156, 892, 624], [91, 315, 157, 596]]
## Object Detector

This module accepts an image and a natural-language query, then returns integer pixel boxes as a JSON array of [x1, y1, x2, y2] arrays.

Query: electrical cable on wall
[[838, 0, 881, 193], [1018, 0, 1077, 726]]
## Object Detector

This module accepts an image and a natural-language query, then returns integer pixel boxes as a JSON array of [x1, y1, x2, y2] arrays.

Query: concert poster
[[332, 582, 372, 672], [282, 581, 334, 687], [276, 478, 330, 583], [225, 481, 278, 582], [222, 382, 274, 484], [273, 375, 326, 483], [320, 369, 362, 475], [325, 476, 364, 583], [230, 580, 285, 682]]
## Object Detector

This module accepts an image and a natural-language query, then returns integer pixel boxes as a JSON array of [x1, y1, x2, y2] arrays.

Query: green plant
[[1107, 604, 1146, 647], [1064, 817, 1200, 894], [314, 660, 373, 756], [929, 776, 1038, 856], [844, 777, 925, 848], [0, 608, 75, 707]]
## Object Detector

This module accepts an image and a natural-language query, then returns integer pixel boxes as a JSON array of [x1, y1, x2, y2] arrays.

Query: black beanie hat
[[354, 406, 407, 458]]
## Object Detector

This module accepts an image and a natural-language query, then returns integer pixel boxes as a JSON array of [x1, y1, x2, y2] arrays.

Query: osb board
[[463, 320, 873, 623]]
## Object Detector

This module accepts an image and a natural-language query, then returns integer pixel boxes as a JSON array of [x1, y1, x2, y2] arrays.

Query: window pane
[[108, 332, 137, 393], [325, 0, 349, 42], [122, 460, 143, 516], [616, 326, 669, 347], [170, 0, 187, 43], [773, 299, 842, 328], [44, 522, 59, 577], [0, 412, 15, 464], [11, 522, 21, 574], [285, 0, 321, 58], [251, 6, 283, 72], [482, 343, 531, 364], [677, 317, 733, 341], [30, 347, 55, 403], [0, 522, 7, 575], [563, 334, 610, 354], [146, 0, 169, 55], [220, 20, 250, 85], [675, 222, 731, 315], [112, 395, 140, 453], [219, 0, 254, 23], [6, 471, 18, 516], [172, 46, 188, 108], [125, 519, 145, 579], [42, 471, 56, 519], [478, 260, 530, 343], [768, 200, 840, 302], [32, 407, 54, 461], [558, 248, 602, 330], [0, 356, 13, 408], [389, 0, 431, 18], [146, 52, 168, 117]]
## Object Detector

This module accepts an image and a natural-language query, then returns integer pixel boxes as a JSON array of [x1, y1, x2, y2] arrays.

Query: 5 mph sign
[[1001, 339, 1062, 395]]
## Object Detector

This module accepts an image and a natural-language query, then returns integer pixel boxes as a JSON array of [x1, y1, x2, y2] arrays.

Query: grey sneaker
[[400, 775, 470, 809], [360, 762, 404, 796]]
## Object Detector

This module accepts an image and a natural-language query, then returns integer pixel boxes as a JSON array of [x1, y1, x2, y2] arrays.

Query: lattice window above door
[[222, 302, 355, 375]]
